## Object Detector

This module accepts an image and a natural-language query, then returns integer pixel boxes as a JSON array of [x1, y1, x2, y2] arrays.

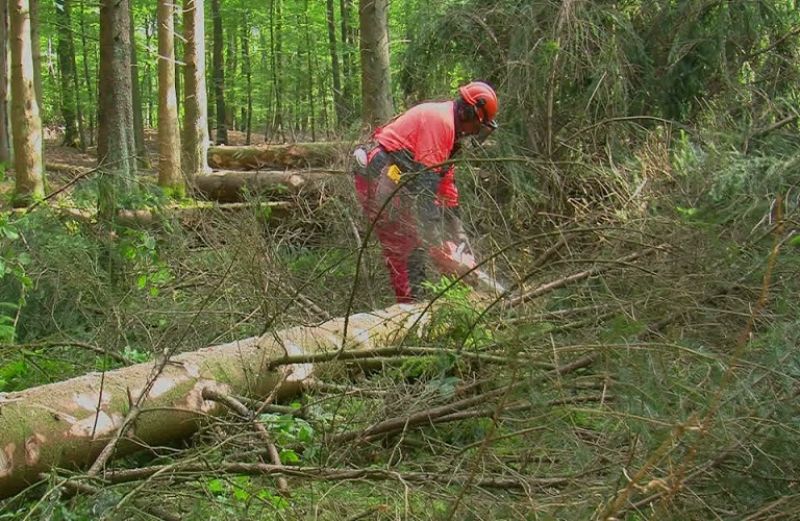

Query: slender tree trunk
[[226, 28, 236, 132], [144, 15, 154, 128], [304, 5, 316, 142], [56, 0, 80, 148], [241, 17, 252, 145], [0, 0, 11, 164], [326, 0, 344, 127], [173, 7, 181, 118], [182, 0, 209, 178], [129, 0, 148, 167], [79, 0, 94, 147], [29, 0, 42, 113], [98, 0, 137, 220], [157, 0, 183, 196], [359, 0, 393, 128], [274, 0, 284, 141], [340, 0, 355, 123], [9, 0, 44, 206], [211, 0, 226, 144]]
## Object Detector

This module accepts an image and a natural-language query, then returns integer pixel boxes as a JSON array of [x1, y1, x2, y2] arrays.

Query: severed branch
[[505, 246, 664, 308], [39, 473, 180, 521], [105, 462, 569, 491], [202, 388, 290, 495]]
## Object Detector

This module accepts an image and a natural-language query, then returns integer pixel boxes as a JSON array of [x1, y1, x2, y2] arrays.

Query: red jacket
[[373, 101, 459, 208]]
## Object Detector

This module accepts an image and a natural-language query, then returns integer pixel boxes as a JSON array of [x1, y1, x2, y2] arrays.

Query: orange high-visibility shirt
[[374, 101, 459, 207]]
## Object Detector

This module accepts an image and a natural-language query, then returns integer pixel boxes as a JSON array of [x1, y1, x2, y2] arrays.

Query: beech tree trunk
[[157, 0, 183, 196], [358, 0, 393, 128], [0, 303, 429, 498], [97, 0, 136, 220], [211, 0, 227, 144], [9, 0, 44, 206], [182, 0, 210, 178], [0, 0, 10, 165], [340, 0, 356, 123]]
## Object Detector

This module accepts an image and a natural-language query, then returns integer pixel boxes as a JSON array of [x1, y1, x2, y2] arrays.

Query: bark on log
[[192, 169, 339, 203], [0, 303, 429, 497], [207, 142, 346, 170]]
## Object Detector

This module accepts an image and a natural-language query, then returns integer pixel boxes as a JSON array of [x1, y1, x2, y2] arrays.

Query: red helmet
[[458, 81, 498, 129]]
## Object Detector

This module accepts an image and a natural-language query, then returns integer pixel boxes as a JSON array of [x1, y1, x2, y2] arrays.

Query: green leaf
[[789, 234, 800, 247], [136, 275, 148, 289], [206, 478, 225, 494], [279, 449, 300, 464]]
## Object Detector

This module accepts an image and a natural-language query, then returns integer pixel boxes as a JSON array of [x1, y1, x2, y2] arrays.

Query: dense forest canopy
[[0, 0, 798, 519]]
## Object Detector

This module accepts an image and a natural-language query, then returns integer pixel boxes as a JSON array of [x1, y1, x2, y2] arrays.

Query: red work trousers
[[354, 168, 423, 303]]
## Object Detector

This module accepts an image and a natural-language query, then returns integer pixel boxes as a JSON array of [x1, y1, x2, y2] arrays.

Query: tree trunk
[[340, 0, 356, 124], [173, 7, 181, 118], [358, 0, 393, 128], [193, 169, 335, 202], [97, 0, 137, 220], [225, 26, 236, 132], [9, 0, 44, 206], [57, 0, 80, 148], [326, 0, 344, 127], [29, 0, 42, 113], [211, 0, 226, 144], [0, 0, 11, 165], [207, 142, 343, 170], [273, 0, 284, 141], [129, 0, 149, 168], [304, 3, 316, 142], [0, 303, 429, 498], [157, 0, 184, 196], [78, 0, 94, 147], [241, 18, 252, 145], [144, 14, 154, 128], [182, 0, 210, 178]]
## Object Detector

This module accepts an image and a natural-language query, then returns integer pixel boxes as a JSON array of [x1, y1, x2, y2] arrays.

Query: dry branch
[[105, 462, 568, 490]]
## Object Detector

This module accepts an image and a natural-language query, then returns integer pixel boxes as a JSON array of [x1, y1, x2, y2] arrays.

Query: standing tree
[[97, 0, 137, 220], [211, 0, 227, 144], [78, 0, 95, 146], [9, 0, 44, 206], [29, 0, 42, 110], [340, 0, 356, 122], [358, 0, 393, 128], [182, 0, 210, 178], [130, 1, 149, 167], [157, 0, 183, 196], [326, 0, 344, 127], [241, 16, 252, 145], [56, 0, 81, 148], [0, 0, 10, 164]]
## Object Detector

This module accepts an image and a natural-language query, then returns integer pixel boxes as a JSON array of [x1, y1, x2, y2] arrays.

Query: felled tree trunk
[[192, 169, 337, 202], [0, 303, 428, 498], [207, 142, 344, 170]]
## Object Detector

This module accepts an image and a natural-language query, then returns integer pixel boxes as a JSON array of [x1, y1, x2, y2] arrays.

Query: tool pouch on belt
[[353, 143, 390, 179]]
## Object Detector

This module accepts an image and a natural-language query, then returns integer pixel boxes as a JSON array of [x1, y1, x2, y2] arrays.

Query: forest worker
[[352, 80, 499, 303]]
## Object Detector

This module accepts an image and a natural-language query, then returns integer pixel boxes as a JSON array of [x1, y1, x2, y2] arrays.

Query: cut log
[[192, 169, 339, 203], [207, 142, 346, 170], [0, 303, 428, 498]]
